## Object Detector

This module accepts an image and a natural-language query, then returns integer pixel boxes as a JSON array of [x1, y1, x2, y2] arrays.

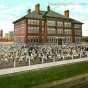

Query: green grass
[[0, 62, 88, 88]]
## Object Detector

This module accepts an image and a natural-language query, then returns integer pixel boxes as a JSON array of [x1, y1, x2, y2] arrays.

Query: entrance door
[[58, 38, 62, 45]]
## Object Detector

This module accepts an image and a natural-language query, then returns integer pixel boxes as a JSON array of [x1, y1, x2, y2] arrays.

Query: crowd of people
[[0, 43, 88, 69]]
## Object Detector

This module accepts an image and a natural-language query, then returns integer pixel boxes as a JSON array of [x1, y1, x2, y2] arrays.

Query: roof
[[13, 10, 83, 24], [25, 11, 43, 19], [71, 18, 83, 24], [43, 10, 67, 18]]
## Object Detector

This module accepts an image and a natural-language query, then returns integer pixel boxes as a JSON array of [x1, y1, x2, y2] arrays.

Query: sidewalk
[[0, 57, 88, 76]]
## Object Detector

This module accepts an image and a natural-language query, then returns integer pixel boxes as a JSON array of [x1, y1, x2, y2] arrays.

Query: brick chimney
[[35, 4, 40, 15], [27, 9, 31, 14], [47, 5, 50, 11], [64, 10, 69, 17]]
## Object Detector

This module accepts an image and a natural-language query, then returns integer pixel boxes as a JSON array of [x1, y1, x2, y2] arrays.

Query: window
[[28, 19, 39, 25], [75, 37, 80, 43], [57, 29, 63, 34], [57, 21, 63, 27], [48, 36, 60, 43], [75, 30, 81, 36], [28, 26, 39, 33], [64, 22, 71, 27], [47, 28, 56, 34], [28, 36, 39, 43], [74, 24, 81, 28], [47, 20, 56, 26], [64, 29, 71, 35], [65, 37, 71, 43]]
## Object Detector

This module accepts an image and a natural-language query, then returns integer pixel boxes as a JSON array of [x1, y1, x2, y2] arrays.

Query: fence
[[0, 43, 88, 70]]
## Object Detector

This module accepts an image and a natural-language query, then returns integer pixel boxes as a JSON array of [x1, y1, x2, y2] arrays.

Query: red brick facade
[[14, 4, 83, 45]]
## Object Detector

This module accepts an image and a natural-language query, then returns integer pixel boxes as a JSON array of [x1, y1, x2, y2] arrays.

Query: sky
[[0, 0, 88, 36]]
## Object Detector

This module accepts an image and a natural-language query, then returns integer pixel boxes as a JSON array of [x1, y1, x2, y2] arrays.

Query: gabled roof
[[13, 10, 83, 24], [43, 10, 67, 18]]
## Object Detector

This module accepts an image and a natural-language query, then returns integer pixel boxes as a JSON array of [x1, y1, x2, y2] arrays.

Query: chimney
[[35, 4, 40, 15], [47, 5, 50, 11], [64, 10, 69, 17], [27, 9, 31, 14]]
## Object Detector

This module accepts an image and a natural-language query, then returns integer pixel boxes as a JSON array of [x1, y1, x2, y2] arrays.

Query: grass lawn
[[0, 62, 88, 88]]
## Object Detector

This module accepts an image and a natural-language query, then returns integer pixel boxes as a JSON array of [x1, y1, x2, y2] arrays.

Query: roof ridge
[[13, 10, 83, 24]]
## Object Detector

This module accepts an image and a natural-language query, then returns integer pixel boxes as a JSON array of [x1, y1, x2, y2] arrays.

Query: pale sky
[[0, 0, 88, 36]]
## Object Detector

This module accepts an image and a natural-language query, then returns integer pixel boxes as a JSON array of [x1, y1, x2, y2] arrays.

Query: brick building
[[5, 31, 14, 41], [13, 4, 83, 45]]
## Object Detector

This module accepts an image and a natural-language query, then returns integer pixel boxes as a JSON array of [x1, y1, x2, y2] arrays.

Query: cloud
[[0, 2, 33, 34]]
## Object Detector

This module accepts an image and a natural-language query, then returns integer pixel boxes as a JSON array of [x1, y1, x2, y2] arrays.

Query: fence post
[[62, 49, 64, 60], [42, 57, 44, 64], [14, 59, 16, 68], [29, 56, 30, 66], [53, 56, 55, 62], [80, 49, 82, 58], [63, 56, 64, 60], [72, 54, 74, 59]]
